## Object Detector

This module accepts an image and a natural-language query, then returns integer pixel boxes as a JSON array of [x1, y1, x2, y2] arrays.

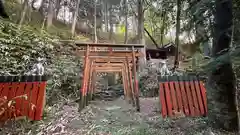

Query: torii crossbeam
[[74, 42, 145, 112]]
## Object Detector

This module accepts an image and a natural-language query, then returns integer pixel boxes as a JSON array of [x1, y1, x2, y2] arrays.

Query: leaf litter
[[0, 97, 237, 135]]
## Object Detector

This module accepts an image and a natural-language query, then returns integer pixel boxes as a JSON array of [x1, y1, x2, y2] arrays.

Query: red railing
[[0, 76, 48, 121], [158, 75, 207, 118]]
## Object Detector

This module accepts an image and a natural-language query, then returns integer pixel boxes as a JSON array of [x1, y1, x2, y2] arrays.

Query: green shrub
[[0, 21, 83, 104]]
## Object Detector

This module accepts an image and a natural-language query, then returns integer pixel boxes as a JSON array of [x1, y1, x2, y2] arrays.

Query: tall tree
[[208, 0, 239, 131], [0, 0, 9, 19], [94, 0, 97, 43], [124, 0, 128, 44], [71, 0, 81, 36], [109, 5, 113, 40], [137, 0, 144, 44], [55, 0, 62, 19], [47, 0, 54, 29], [160, 10, 166, 46], [137, 0, 146, 69], [173, 0, 181, 70], [104, 1, 108, 32], [19, 0, 29, 28], [38, 0, 46, 14]]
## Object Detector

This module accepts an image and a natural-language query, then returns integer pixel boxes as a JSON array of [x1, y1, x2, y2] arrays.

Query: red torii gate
[[74, 42, 145, 112]]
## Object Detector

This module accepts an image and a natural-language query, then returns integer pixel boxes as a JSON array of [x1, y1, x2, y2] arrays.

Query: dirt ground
[[0, 97, 237, 135]]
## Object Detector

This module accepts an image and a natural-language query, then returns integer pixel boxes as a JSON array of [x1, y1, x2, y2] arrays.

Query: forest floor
[[1, 97, 236, 135]]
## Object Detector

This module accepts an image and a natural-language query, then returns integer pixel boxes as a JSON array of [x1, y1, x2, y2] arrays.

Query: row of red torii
[[74, 42, 145, 112]]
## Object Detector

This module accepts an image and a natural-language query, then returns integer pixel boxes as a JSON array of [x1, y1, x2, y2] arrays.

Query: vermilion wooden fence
[[0, 76, 48, 121], [158, 75, 207, 118]]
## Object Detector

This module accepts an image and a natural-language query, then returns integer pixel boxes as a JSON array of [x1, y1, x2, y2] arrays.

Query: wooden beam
[[93, 63, 132, 67], [60, 40, 145, 48], [75, 42, 145, 48], [78, 52, 143, 57], [94, 69, 122, 72]]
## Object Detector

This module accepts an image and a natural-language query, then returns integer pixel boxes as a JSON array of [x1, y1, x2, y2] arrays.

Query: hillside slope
[[4, 0, 91, 41]]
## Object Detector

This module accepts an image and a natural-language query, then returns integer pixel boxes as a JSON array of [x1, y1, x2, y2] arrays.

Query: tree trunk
[[160, 11, 166, 47], [0, 0, 9, 19], [94, 0, 97, 43], [132, 16, 137, 35], [46, 0, 54, 29], [63, 5, 66, 24], [173, 0, 181, 70], [0, 0, 9, 18], [71, 0, 81, 36], [38, 0, 45, 15], [41, 17, 47, 32], [55, 0, 61, 19], [28, 0, 36, 22], [144, 28, 159, 48], [208, 0, 239, 132], [137, 0, 144, 44], [18, 0, 28, 28], [230, 21, 234, 47], [104, 1, 108, 32], [124, 0, 128, 44], [109, 6, 113, 40], [137, 0, 146, 70]]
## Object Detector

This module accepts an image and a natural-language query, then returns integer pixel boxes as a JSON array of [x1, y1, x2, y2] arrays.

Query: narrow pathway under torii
[[15, 97, 231, 135], [73, 42, 145, 112]]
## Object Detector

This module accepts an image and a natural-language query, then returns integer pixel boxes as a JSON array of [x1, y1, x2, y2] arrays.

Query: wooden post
[[124, 62, 130, 102], [79, 45, 90, 111], [86, 60, 94, 105], [129, 67, 135, 107], [89, 70, 97, 100], [121, 69, 127, 98], [132, 46, 140, 111], [126, 57, 135, 105]]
